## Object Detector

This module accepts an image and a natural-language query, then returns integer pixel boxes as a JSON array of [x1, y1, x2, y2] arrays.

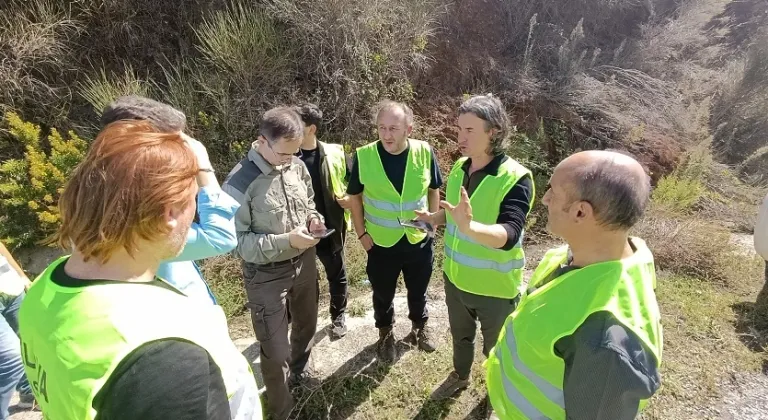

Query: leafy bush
[[651, 143, 713, 213], [0, 112, 87, 247], [652, 174, 705, 213]]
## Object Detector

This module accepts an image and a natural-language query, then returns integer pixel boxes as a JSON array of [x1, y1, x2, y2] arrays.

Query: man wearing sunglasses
[[222, 107, 326, 420]]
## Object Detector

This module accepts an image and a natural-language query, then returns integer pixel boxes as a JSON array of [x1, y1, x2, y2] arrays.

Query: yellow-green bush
[[651, 145, 712, 214], [652, 174, 704, 213], [0, 112, 87, 247]]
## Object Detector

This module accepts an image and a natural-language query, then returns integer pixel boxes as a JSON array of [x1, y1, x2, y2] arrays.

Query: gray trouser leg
[[445, 279, 476, 379], [288, 248, 319, 374], [242, 260, 293, 420]]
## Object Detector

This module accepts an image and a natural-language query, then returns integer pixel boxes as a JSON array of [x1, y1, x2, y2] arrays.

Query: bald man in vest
[[486, 150, 662, 420], [346, 100, 443, 362]]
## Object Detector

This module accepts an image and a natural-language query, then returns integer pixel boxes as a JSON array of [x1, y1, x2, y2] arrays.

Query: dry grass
[[635, 205, 763, 286], [712, 29, 768, 170]]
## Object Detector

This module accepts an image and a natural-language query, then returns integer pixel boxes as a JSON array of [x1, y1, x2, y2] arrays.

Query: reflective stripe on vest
[[19, 256, 262, 420], [443, 156, 534, 298], [494, 330, 565, 418], [486, 238, 662, 419], [357, 139, 432, 248], [363, 195, 427, 213], [444, 243, 525, 273]]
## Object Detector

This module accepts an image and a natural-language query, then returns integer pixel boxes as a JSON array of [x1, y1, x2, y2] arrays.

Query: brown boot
[[405, 322, 436, 352], [376, 326, 397, 363]]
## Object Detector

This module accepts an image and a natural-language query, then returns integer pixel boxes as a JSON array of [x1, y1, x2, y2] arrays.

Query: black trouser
[[366, 240, 433, 329], [317, 248, 348, 321]]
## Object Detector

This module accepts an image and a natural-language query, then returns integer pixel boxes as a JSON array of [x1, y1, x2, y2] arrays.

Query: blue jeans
[[0, 292, 31, 419]]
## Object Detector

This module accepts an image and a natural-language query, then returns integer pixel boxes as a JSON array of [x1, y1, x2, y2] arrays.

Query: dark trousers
[[317, 248, 348, 321], [444, 278, 518, 379], [366, 241, 433, 329], [242, 248, 318, 420]]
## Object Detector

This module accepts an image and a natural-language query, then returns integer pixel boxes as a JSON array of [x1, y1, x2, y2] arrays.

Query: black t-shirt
[[299, 147, 332, 252], [50, 262, 231, 420], [346, 141, 442, 195], [298, 147, 326, 218], [346, 141, 443, 251]]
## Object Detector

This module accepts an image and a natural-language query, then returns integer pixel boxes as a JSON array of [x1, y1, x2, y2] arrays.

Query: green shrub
[[0, 112, 88, 247], [651, 144, 712, 214], [78, 66, 153, 118], [652, 174, 705, 213]]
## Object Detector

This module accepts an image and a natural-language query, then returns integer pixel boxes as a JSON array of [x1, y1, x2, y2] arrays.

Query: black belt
[[257, 254, 302, 268]]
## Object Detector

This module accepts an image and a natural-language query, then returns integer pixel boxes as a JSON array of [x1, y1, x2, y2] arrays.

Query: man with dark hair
[[222, 106, 326, 420], [486, 150, 662, 420], [101, 95, 187, 132], [346, 100, 443, 363], [416, 94, 535, 399], [293, 103, 352, 339], [100, 95, 240, 306]]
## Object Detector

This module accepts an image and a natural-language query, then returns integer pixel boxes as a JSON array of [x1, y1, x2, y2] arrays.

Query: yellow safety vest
[[486, 238, 662, 419], [357, 139, 432, 247], [19, 256, 262, 420], [444, 157, 534, 298]]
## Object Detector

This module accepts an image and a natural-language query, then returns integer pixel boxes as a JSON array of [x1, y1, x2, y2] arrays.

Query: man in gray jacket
[[222, 107, 326, 420]]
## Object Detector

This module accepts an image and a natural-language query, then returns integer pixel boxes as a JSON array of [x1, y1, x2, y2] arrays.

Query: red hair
[[54, 120, 198, 263]]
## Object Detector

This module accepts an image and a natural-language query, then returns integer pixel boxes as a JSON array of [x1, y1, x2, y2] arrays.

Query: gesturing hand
[[440, 187, 473, 232]]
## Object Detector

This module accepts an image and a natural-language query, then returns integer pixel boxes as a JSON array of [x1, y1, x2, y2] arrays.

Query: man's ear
[[406, 124, 413, 136], [573, 201, 595, 223], [309, 125, 317, 136]]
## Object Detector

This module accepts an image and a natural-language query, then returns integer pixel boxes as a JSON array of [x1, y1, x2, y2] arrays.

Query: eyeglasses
[[265, 139, 297, 160]]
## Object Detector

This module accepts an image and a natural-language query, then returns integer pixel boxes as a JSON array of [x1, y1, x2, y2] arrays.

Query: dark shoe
[[17, 393, 37, 410], [289, 368, 321, 390], [483, 393, 498, 419], [405, 323, 436, 352], [376, 327, 397, 363], [330, 316, 348, 339], [430, 371, 470, 399]]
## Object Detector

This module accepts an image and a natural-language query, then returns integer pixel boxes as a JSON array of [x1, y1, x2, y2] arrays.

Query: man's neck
[[468, 153, 493, 174], [386, 139, 409, 155], [568, 230, 634, 268], [301, 136, 318, 150], [63, 249, 160, 283]]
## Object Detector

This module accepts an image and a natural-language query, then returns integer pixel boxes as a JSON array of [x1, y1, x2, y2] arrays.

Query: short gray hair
[[101, 95, 186, 132], [458, 94, 510, 156], [570, 151, 651, 230], [373, 100, 414, 127]]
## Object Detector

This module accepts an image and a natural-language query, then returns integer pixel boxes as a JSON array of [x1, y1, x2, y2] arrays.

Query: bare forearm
[[428, 188, 440, 213], [196, 171, 219, 190], [464, 222, 508, 249], [0, 242, 27, 279], [433, 209, 447, 226]]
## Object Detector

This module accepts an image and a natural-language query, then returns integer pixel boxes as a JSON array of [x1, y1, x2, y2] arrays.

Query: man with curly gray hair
[[416, 94, 535, 399]]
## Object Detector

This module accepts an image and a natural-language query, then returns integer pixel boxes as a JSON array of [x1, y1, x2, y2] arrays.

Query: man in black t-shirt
[[294, 104, 352, 339], [346, 100, 443, 363]]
